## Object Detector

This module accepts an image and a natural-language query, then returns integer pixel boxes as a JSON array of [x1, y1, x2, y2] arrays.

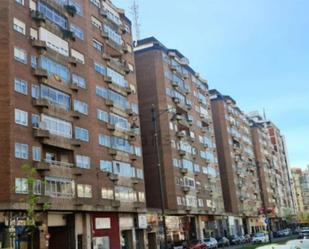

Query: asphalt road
[[226, 235, 297, 249]]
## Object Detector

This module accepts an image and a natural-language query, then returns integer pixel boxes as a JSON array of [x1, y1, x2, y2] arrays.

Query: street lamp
[[151, 104, 179, 249]]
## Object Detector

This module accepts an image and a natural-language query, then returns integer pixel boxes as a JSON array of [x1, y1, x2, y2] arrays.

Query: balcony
[[108, 59, 130, 75], [178, 149, 186, 157], [131, 177, 140, 185], [181, 186, 190, 193], [107, 123, 116, 131], [108, 173, 119, 182], [33, 128, 50, 138], [32, 68, 48, 79], [31, 39, 47, 51], [179, 168, 188, 175], [133, 201, 144, 209], [34, 161, 50, 172], [64, 4, 77, 17], [129, 154, 138, 161], [112, 200, 121, 208], [105, 99, 114, 107], [106, 79, 131, 97], [176, 131, 185, 138], [30, 10, 46, 24]]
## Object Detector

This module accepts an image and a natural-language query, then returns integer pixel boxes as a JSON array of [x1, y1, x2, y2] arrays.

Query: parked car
[[188, 240, 208, 249], [277, 228, 292, 237], [252, 232, 269, 243], [228, 235, 241, 245], [239, 235, 247, 244], [298, 227, 309, 239], [203, 237, 218, 248], [244, 234, 252, 243], [216, 237, 230, 247]]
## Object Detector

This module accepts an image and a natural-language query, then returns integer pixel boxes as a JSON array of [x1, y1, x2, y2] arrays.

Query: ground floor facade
[[0, 211, 288, 249]]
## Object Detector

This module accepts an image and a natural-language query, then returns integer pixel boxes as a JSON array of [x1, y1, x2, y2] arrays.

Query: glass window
[[72, 74, 86, 89], [15, 109, 28, 126], [102, 188, 113, 200], [107, 67, 128, 88], [99, 134, 111, 147], [76, 155, 90, 169], [14, 47, 27, 64], [32, 84, 40, 99], [100, 160, 112, 172], [38, 2, 67, 29], [15, 0, 24, 5], [77, 184, 92, 198], [110, 113, 130, 131], [32, 114, 40, 128], [15, 143, 28, 159], [42, 114, 72, 138], [15, 178, 28, 194], [90, 0, 100, 8], [41, 85, 71, 110], [70, 24, 84, 40], [75, 127, 89, 142], [74, 99, 88, 115], [93, 39, 103, 52], [94, 62, 106, 75], [45, 176, 75, 198], [115, 186, 137, 202], [41, 56, 70, 83], [97, 109, 108, 122], [103, 24, 123, 45], [13, 18, 26, 34], [14, 78, 28, 95], [33, 180, 42, 195], [32, 146, 41, 161]]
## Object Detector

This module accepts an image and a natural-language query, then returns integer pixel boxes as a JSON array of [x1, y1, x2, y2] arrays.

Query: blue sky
[[114, 0, 309, 169]]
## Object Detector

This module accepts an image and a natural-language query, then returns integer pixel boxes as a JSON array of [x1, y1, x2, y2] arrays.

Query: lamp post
[[151, 104, 178, 249]]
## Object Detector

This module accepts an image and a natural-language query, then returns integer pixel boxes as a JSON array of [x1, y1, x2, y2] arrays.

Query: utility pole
[[130, 0, 141, 41]]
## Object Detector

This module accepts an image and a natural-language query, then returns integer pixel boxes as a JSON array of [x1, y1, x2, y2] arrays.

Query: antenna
[[263, 108, 267, 121], [130, 0, 141, 42]]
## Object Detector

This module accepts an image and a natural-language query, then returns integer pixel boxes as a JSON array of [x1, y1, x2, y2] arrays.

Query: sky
[[114, 0, 309, 169]]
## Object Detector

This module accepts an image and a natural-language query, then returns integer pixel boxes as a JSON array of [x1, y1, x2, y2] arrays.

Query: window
[[41, 56, 70, 82], [74, 100, 88, 115], [100, 160, 112, 172], [76, 155, 90, 169], [138, 192, 145, 202], [39, 27, 69, 56], [38, 2, 67, 29], [15, 109, 28, 126], [77, 184, 92, 198], [113, 161, 133, 178], [115, 186, 137, 202], [102, 188, 113, 200], [72, 74, 86, 89], [32, 146, 41, 161], [97, 109, 108, 122], [15, 143, 28, 159], [32, 114, 40, 128], [103, 24, 123, 45], [14, 47, 27, 64], [93, 39, 103, 52], [41, 85, 71, 110], [15, 178, 28, 194], [15, 0, 24, 5], [33, 180, 42, 195], [32, 84, 40, 99], [42, 115, 72, 138], [107, 67, 128, 88], [71, 49, 85, 64], [70, 24, 84, 40], [94, 62, 106, 75], [75, 127, 89, 142], [91, 16, 102, 30], [177, 196, 182, 206], [110, 113, 130, 130], [13, 18, 25, 34], [45, 177, 75, 198], [99, 134, 110, 147], [198, 199, 204, 207], [14, 78, 27, 94]]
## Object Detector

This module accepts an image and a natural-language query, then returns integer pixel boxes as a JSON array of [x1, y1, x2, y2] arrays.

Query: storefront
[[92, 213, 121, 249], [198, 215, 228, 239], [227, 216, 244, 236], [247, 217, 267, 234]]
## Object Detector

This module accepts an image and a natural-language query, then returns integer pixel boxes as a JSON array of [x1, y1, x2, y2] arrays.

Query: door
[[121, 230, 133, 249], [147, 233, 157, 249], [49, 226, 69, 249]]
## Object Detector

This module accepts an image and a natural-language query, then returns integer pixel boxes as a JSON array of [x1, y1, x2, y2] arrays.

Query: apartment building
[[134, 37, 225, 244], [210, 90, 263, 235], [249, 113, 296, 231], [0, 0, 148, 248], [291, 168, 305, 213], [266, 121, 297, 217], [292, 167, 309, 214]]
